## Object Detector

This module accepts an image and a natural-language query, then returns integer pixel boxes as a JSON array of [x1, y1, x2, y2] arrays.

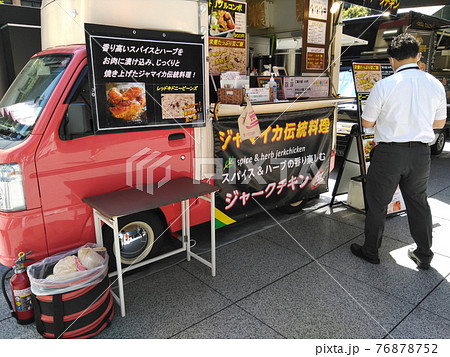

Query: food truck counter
[[214, 97, 353, 117]]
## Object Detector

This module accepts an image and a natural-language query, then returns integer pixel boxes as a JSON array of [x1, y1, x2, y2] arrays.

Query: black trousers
[[362, 142, 433, 263]]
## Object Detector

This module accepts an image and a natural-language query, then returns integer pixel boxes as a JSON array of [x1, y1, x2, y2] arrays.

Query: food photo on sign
[[106, 82, 147, 123], [210, 9, 236, 37]]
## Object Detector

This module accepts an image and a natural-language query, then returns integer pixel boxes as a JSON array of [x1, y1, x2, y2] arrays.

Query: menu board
[[352, 62, 393, 111], [308, 0, 329, 21], [302, 0, 331, 74], [352, 63, 382, 93], [85, 23, 206, 132], [306, 47, 326, 71], [208, 0, 247, 74], [307, 20, 327, 45]]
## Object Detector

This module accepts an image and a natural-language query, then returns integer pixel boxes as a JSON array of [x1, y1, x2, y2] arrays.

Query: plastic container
[[267, 73, 277, 102]]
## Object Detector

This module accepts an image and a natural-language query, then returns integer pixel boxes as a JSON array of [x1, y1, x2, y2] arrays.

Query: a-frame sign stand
[[330, 124, 367, 212]]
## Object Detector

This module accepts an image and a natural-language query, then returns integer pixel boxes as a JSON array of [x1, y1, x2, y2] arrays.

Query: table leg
[[184, 199, 191, 261], [93, 210, 103, 246], [112, 217, 126, 317], [211, 193, 216, 277]]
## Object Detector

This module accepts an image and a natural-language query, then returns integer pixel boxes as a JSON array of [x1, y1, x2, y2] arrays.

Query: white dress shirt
[[362, 63, 447, 143]]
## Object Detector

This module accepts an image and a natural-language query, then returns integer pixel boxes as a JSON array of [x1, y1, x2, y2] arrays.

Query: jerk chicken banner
[[213, 107, 334, 221], [85, 23, 206, 132]]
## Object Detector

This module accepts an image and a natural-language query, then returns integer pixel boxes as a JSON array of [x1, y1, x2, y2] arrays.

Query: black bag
[[32, 274, 114, 338]]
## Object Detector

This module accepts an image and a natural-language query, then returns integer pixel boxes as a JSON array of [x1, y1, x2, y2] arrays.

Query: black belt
[[379, 142, 427, 147]]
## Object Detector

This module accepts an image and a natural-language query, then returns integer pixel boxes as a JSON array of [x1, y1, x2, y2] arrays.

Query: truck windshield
[[0, 54, 72, 140]]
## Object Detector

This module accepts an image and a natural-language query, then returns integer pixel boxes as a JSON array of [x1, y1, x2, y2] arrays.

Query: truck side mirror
[[63, 103, 93, 139]]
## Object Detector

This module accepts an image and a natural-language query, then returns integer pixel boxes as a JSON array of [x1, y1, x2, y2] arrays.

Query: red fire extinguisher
[[1, 251, 35, 325]]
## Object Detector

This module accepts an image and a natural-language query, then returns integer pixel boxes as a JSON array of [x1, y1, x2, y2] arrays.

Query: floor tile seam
[[381, 234, 450, 261], [431, 215, 450, 223], [381, 234, 414, 247], [429, 186, 450, 198], [283, 258, 407, 339], [231, 303, 288, 339], [244, 200, 364, 260], [383, 304, 443, 339], [176, 263, 236, 304], [325, 201, 366, 216], [412, 306, 450, 324], [384, 276, 450, 338], [310, 210, 367, 231], [317, 259, 431, 307], [175, 225, 323, 303], [167, 301, 237, 339], [179, 230, 314, 294], [230, 260, 316, 305], [270, 201, 334, 226], [255, 211, 365, 262], [434, 251, 450, 261], [254, 231, 314, 260], [273, 231, 365, 262], [0, 315, 12, 323], [310, 232, 366, 260], [213, 214, 309, 250]]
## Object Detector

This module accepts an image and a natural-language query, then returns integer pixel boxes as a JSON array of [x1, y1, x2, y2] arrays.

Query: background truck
[[337, 10, 450, 155]]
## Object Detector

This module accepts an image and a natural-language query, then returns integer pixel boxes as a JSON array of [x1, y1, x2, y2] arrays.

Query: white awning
[[341, 34, 368, 47]]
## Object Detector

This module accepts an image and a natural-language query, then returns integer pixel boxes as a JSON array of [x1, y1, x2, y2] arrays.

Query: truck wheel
[[278, 199, 308, 214], [430, 131, 446, 155], [102, 211, 167, 270]]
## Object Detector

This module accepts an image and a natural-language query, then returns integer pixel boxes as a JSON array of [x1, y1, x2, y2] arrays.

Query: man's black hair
[[387, 33, 420, 61]]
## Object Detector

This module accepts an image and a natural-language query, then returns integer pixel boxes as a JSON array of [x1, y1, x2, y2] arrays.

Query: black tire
[[430, 131, 446, 155], [278, 199, 308, 214], [102, 210, 167, 271]]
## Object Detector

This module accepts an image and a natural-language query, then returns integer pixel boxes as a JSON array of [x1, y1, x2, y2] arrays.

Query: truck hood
[[0, 136, 25, 150]]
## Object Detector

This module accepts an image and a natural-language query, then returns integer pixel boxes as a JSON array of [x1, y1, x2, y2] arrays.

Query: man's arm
[[362, 118, 375, 128], [433, 119, 446, 129]]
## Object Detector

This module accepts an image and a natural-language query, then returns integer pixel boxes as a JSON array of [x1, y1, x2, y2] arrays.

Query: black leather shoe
[[408, 248, 430, 270], [350, 243, 380, 264]]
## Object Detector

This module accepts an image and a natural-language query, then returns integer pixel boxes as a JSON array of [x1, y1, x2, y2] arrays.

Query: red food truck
[[0, 0, 348, 268]]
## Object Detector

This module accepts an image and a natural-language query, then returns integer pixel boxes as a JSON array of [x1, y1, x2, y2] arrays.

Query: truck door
[[35, 60, 194, 258]]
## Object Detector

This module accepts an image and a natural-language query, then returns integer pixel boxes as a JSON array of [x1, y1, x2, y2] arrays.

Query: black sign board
[[85, 23, 206, 133]]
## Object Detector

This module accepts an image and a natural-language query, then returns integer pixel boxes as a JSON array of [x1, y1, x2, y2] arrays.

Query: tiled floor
[[1, 141, 449, 341]]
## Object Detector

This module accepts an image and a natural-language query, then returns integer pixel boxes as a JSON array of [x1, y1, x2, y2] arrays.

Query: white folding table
[[83, 177, 220, 317]]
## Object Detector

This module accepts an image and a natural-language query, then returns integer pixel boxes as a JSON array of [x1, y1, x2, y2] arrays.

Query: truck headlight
[[0, 163, 26, 212]]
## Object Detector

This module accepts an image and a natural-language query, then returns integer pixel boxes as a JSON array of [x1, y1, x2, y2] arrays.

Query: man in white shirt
[[350, 33, 447, 269]]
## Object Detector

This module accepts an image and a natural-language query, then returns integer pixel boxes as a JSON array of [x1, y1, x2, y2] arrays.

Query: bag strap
[[31, 294, 45, 336], [53, 294, 65, 338]]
